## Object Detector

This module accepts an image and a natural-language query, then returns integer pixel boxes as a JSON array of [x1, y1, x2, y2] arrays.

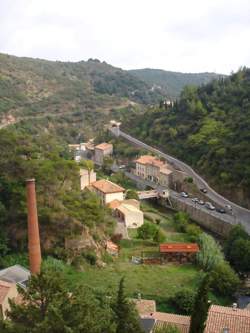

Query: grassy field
[[63, 200, 232, 312]]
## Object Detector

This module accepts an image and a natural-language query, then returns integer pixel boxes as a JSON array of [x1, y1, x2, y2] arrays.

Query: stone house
[[80, 168, 96, 190], [94, 143, 113, 165], [109, 199, 144, 229], [135, 155, 172, 187], [89, 179, 125, 205]]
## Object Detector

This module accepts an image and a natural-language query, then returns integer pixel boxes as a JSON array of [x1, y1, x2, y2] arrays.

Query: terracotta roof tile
[[149, 312, 190, 333], [159, 243, 199, 253], [205, 305, 250, 333], [95, 142, 113, 151], [91, 179, 125, 194], [135, 155, 165, 167], [134, 299, 156, 315]]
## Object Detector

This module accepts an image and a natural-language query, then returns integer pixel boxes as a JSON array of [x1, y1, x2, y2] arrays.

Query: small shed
[[159, 243, 199, 263]]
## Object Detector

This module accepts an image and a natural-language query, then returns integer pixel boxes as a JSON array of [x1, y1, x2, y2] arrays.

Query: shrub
[[83, 251, 97, 265], [153, 229, 166, 243], [186, 224, 202, 242], [211, 262, 240, 296], [170, 289, 196, 315], [137, 222, 158, 240]]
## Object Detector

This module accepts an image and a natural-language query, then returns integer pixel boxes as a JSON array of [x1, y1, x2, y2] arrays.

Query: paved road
[[113, 129, 250, 233]]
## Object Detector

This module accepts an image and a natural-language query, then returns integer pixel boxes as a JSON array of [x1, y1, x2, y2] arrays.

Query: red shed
[[159, 243, 199, 263]]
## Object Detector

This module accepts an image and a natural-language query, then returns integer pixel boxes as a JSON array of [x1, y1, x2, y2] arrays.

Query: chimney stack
[[26, 179, 41, 274]]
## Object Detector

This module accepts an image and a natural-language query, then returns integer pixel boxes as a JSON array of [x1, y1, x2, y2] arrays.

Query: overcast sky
[[1, 0, 250, 74]]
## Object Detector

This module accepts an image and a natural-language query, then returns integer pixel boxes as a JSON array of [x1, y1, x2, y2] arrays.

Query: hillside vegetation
[[125, 68, 250, 207], [0, 54, 164, 132], [129, 68, 223, 99]]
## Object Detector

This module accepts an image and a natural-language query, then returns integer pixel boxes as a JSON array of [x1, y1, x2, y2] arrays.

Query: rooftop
[[149, 312, 190, 333], [0, 265, 30, 288], [117, 203, 142, 215], [136, 155, 165, 168], [0, 280, 13, 304], [205, 305, 250, 333], [159, 243, 199, 253], [95, 142, 113, 151], [134, 299, 156, 315], [91, 179, 125, 194]]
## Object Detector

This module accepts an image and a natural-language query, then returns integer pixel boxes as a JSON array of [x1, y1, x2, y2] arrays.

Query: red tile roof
[[0, 280, 12, 304], [91, 179, 125, 194], [159, 243, 199, 253], [150, 312, 190, 333], [205, 305, 250, 333], [95, 142, 113, 151], [135, 155, 164, 167]]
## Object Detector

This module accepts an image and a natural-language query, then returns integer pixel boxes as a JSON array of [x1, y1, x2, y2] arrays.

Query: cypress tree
[[114, 277, 143, 333], [189, 274, 211, 333]]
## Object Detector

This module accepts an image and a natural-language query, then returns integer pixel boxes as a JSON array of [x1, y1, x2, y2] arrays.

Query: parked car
[[198, 200, 205, 205], [216, 208, 226, 214], [180, 192, 189, 198], [205, 202, 215, 210], [200, 188, 207, 193], [225, 204, 232, 211], [192, 197, 199, 203]]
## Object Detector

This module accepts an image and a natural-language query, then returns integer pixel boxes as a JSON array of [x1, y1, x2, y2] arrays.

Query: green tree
[[137, 223, 158, 240], [196, 233, 224, 271], [113, 278, 143, 333], [210, 262, 240, 296], [189, 274, 211, 333], [153, 229, 166, 243], [80, 159, 94, 184], [173, 212, 189, 232], [170, 289, 195, 315], [5, 267, 115, 333], [227, 238, 250, 274], [125, 189, 139, 200]]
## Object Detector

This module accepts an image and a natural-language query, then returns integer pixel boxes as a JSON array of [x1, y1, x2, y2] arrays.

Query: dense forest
[[130, 68, 223, 99], [124, 68, 250, 207]]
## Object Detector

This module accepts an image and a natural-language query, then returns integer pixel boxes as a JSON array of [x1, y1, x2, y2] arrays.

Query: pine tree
[[189, 274, 211, 333], [114, 277, 143, 333]]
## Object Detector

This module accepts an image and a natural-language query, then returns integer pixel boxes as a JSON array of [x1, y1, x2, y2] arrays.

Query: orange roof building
[[205, 305, 250, 333], [94, 142, 113, 165], [90, 179, 125, 205], [135, 155, 172, 187], [159, 243, 199, 253]]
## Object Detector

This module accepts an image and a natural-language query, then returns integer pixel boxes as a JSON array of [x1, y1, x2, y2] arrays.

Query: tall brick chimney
[[26, 179, 41, 274]]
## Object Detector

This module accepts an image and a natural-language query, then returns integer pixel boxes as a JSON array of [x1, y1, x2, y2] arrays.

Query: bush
[[137, 223, 158, 240], [173, 212, 189, 232], [83, 251, 97, 265], [153, 229, 166, 243], [170, 289, 196, 315], [186, 224, 202, 242], [211, 262, 240, 296]]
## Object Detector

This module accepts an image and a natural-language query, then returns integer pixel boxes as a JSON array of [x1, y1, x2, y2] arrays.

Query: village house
[[138, 304, 250, 333], [0, 280, 19, 319], [94, 142, 113, 165], [108, 199, 144, 229], [80, 168, 96, 190], [89, 179, 125, 205], [135, 155, 173, 187]]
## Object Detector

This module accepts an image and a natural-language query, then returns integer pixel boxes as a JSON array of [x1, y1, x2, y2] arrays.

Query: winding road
[[114, 129, 250, 234]]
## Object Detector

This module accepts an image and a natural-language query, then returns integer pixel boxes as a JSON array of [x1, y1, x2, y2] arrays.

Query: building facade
[[135, 156, 172, 187], [94, 143, 113, 165], [89, 179, 124, 205]]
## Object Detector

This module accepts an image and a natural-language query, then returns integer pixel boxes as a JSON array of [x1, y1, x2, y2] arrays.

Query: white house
[[89, 179, 125, 205], [80, 168, 96, 190]]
